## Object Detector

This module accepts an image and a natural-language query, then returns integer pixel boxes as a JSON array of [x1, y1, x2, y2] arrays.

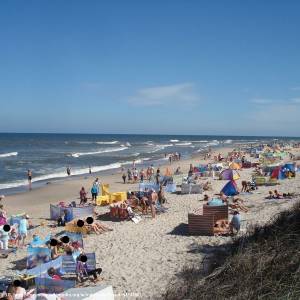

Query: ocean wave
[[96, 141, 119, 145], [170, 139, 179, 142], [132, 153, 140, 157], [204, 140, 220, 147], [0, 162, 124, 190], [175, 142, 192, 146], [224, 139, 233, 144], [148, 144, 173, 153], [190, 140, 209, 143], [71, 146, 128, 158], [0, 152, 18, 158], [125, 142, 131, 147]]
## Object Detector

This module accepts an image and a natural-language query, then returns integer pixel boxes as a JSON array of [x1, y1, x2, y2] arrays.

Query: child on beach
[[18, 215, 28, 247], [76, 254, 102, 283], [230, 211, 241, 234], [0, 225, 9, 250], [79, 187, 88, 205]]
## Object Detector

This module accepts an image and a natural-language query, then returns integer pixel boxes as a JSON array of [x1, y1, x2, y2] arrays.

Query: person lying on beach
[[203, 194, 210, 203], [47, 267, 62, 280], [214, 219, 230, 235], [86, 221, 113, 235], [274, 190, 282, 199], [230, 197, 248, 213], [203, 181, 212, 191], [220, 192, 228, 204]]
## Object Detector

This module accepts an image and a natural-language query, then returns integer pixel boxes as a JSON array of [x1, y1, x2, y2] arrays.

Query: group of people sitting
[[266, 190, 296, 199], [110, 186, 167, 220]]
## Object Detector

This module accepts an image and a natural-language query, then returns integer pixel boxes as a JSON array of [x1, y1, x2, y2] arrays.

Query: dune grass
[[164, 201, 300, 300]]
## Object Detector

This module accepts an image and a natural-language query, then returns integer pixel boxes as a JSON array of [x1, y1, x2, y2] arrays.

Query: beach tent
[[221, 180, 238, 196], [220, 169, 240, 180], [271, 163, 296, 179], [59, 285, 114, 300], [229, 162, 241, 170]]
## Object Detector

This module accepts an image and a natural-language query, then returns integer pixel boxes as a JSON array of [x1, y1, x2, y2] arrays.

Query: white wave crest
[[148, 144, 173, 153], [96, 141, 119, 145], [71, 146, 128, 158], [175, 142, 192, 146], [125, 142, 131, 147], [224, 139, 233, 144], [170, 139, 179, 142], [0, 152, 18, 158], [0, 162, 124, 190]]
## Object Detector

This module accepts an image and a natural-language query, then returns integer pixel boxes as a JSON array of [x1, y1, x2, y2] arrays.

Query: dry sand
[[1, 147, 300, 299]]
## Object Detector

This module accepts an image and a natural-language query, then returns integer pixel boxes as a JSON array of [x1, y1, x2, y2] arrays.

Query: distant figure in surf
[[27, 169, 32, 190], [89, 166, 92, 175], [67, 166, 71, 176]]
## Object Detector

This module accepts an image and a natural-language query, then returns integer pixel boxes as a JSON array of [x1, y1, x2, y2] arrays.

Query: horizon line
[[0, 131, 299, 139]]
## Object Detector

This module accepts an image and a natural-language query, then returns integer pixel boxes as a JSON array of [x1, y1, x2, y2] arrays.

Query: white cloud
[[250, 98, 275, 104], [128, 83, 199, 106]]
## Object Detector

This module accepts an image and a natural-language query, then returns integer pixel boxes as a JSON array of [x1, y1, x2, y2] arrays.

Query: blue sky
[[0, 0, 300, 136]]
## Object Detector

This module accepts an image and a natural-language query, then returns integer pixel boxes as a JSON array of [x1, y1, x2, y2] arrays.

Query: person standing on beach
[[89, 166, 92, 175], [27, 170, 32, 190], [122, 171, 126, 184]]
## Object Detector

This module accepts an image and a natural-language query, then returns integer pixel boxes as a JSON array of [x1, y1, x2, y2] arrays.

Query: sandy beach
[[2, 146, 300, 299]]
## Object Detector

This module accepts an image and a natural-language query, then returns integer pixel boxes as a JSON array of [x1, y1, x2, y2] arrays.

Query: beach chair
[[96, 195, 110, 206], [266, 178, 279, 186], [253, 176, 267, 186], [188, 213, 215, 236], [101, 184, 110, 196]]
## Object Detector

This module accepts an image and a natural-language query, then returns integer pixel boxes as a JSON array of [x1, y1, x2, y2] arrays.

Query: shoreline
[[2, 146, 233, 216]]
